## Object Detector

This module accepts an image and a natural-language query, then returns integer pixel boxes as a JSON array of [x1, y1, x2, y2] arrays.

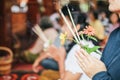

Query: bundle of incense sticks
[[66, 5, 81, 42], [32, 24, 48, 43], [59, 7, 81, 44]]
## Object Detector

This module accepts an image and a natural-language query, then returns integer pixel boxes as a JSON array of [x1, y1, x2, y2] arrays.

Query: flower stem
[[81, 34, 85, 41]]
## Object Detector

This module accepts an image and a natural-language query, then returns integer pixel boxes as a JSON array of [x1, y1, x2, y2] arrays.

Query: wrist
[[92, 71, 108, 80]]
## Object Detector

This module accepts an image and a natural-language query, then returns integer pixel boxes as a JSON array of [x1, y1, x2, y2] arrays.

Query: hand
[[75, 49, 107, 78], [32, 61, 40, 73], [47, 45, 66, 62]]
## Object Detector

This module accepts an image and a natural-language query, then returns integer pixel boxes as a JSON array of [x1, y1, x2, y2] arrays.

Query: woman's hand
[[33, 61, 40, 73], [75, 49, 107, 78], [32, 52, 50, 73]]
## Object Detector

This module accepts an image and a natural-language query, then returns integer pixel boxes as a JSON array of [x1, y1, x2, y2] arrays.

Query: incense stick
[[59, 9, 79, 43], [32, 24, 48, 43], [66, 5, 81, 42]]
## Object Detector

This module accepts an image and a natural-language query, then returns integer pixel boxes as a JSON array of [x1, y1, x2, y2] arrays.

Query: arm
[[48, 46, 66, 79], [58, 56, 65, 79], [33, 52, 49, 73]]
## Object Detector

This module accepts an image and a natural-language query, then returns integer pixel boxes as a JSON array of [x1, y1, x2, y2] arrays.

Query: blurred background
[[0, 0, 119, 80]]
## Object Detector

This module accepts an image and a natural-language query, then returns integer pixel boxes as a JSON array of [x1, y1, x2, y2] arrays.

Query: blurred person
[[33, 0, 80, 72], [32, 14, 77, 73], [88, 10, 105, 45], [79, 0, 89, 13], [49, 12, 61, 33], [108, 13, 120, 34], [33, 1, 82, 78], [40, 0, 61, 33], [33, 19, 78, 79], [99, 11, 109, 27], [12, 21, 38, 63], [77, 13, 89, 30], [99, 11, 109, 35], [61, 0, 81, 25], [32, 16, 59, 71], [75, 0, 120, 80]]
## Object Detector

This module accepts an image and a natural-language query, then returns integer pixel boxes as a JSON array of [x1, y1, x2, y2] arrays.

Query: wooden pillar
[[0, 0, 12, 48], [27, 0, 39, 24]]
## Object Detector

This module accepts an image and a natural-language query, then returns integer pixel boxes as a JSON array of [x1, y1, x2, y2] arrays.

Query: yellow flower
[[59, 32, 67, 45]]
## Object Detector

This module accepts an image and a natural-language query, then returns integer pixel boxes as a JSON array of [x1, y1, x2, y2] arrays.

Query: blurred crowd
[[11, 0, 120, 79]]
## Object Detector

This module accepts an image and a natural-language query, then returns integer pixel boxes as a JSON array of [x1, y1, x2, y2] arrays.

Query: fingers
[[80, 49, 89, 57], [75, 52, 86, 67], [76, 59, 86, 71], [33, 63, 39, 73], [80, 49, 92, 61], [75, 49, 107, 78], [33, 67, 40, 73], [75, 49, 93, 71], [76, 49, 91, 61], [75, 51, 89, 68]]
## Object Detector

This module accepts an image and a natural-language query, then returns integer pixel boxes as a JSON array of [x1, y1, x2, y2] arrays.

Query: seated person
[[31, 16, 59, 71], [32, 15, 80, 78], [32, 16, 75, 72]]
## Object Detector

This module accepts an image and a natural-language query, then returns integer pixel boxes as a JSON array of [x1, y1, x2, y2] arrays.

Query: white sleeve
[[65, 44, 84, 74]]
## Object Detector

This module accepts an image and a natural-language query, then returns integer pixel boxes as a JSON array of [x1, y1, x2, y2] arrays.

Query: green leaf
[[82, 45, 100, 54]]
